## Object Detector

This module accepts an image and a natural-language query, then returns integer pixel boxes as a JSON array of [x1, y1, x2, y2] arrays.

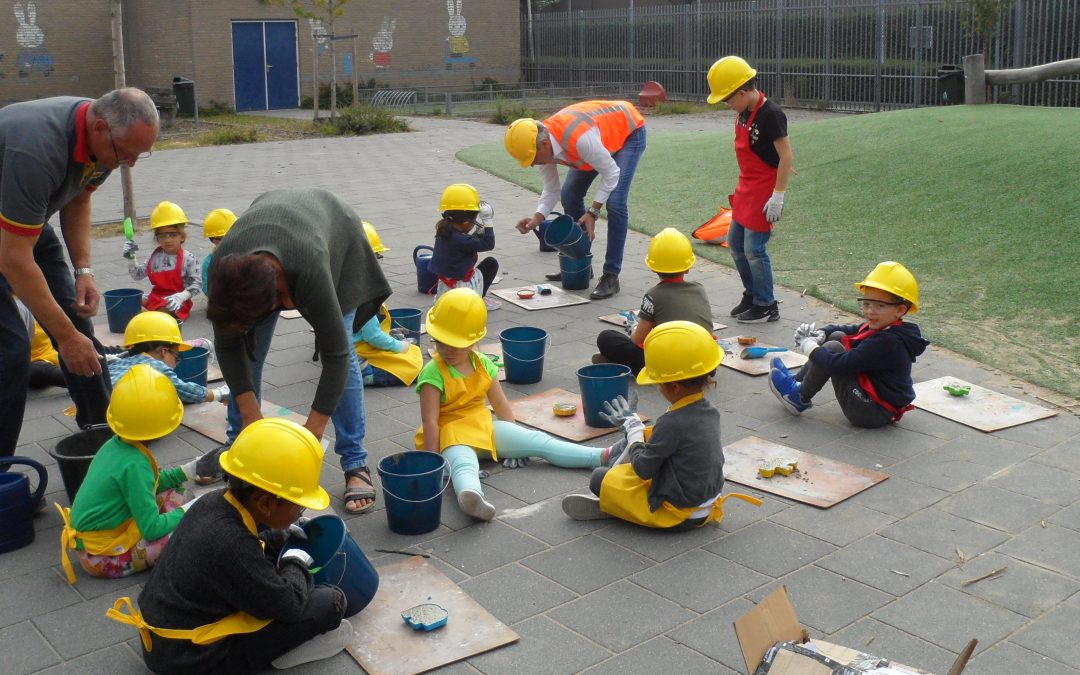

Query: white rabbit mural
[[446, 0, 469, 57], [370, 17, 396, 69], [14, 1, 53, 78]]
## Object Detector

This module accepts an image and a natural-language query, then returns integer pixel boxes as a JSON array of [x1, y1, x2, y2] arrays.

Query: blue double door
[[232, 21, 299, 112]]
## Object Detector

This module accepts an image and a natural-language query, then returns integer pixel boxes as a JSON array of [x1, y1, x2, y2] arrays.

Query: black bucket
[[48, 425, 113, 503]]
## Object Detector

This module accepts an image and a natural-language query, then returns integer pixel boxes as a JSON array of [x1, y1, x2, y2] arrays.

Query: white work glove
[[122, 240, 139, 260], [164, 290, 192, 313], [794, 322, 826, 346], [209, 386, 230, 403], [798, 337, 821, 356], [181, 492, 203, 512], [502, 457, 531, 469], [104, 351, 128, 364], [279, 548, 314, 571], [180, 458, 199, 483], [621, 414, 646, 446], [763, 191, 785, 223], [477, 201, 494, 227]]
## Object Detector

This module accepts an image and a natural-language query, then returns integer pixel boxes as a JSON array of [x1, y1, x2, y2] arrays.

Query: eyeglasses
[[107, 124, 152, 166], [856, 297, 905, 311]]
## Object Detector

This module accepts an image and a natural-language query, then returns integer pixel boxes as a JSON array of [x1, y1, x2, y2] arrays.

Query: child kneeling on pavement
[[109, 418, 352, 674], [564, 321, 760, 528], [768, 261, 928, 428]]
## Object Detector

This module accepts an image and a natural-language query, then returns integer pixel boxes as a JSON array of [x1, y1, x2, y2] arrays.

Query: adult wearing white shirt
[[505, 101, 647, 299]]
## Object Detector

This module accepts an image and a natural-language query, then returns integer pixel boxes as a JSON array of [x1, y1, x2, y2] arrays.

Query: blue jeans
[[227, 310, 368, 471], [728, 219, 775, 305], [561, 126, 647, 277]]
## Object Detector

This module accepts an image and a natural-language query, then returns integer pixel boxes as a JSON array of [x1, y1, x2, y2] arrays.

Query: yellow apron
[[57, 441, 161, 585], [30, 318, 59, 365], [598, 393, 762, 528], [414, 353, 497, 459], [106, 491, 273, 651], [355, 304, 424, 385]]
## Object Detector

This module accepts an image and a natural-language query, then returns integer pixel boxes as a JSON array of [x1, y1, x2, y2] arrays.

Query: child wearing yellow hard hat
[[429, 184, 500, 309], [564, 321, 760, 529], [417, 288, 609, 521], [125, 201, 203, 322], [110, 418, 351, 673], [769, 261, 929, 427], [200, 208, 237, 296], [57, 365, 196, 584], [594, 227, 713, 374]]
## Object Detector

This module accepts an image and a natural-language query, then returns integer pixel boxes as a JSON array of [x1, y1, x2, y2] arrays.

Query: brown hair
[[435, 211, 477, 239], [206, 253, 278, 331]]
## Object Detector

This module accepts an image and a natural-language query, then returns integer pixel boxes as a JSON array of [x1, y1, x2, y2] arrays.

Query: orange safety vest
[[543, 100, 645, 171]]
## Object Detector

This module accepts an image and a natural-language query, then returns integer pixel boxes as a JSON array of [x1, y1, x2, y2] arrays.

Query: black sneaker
[[589, 273, 620, 300], [729, 292, 754, 317], [545, 271, 562, 281], [736, 302, 780, 323]]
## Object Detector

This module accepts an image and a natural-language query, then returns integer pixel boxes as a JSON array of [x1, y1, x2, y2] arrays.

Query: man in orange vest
[[505, 101, 647, 300]]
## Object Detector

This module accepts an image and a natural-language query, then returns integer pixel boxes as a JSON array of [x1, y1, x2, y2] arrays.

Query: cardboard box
[[733, 587, 976, 675]]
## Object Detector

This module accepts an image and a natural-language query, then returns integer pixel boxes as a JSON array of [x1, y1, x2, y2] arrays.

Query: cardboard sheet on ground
[[717, 339, 807, 376], [509, 388, 648, 442], [181, 399, 306, 444], [347, 556, 518, 675], [428, 342, 505, 381], [724, 436, 888, 508], [598, 310, 727, 332], [913, 376, 1057, 432], [491, 285, 590, 311]]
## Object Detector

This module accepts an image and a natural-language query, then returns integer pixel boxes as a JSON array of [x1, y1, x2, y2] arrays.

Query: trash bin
[[172, 76, 197, 116], [937, 65, 964, 105]]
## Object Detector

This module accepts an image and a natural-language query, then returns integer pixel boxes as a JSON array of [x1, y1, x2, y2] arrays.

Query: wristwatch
[[73, 267, 95, 278], [586, 206, 602, 219]]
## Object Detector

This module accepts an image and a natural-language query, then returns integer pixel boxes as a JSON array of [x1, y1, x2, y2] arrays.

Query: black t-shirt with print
[[737, 98, 788, 168]]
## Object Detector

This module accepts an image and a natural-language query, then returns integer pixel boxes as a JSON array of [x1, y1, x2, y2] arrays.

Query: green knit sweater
[[211, 188, 391, 415]]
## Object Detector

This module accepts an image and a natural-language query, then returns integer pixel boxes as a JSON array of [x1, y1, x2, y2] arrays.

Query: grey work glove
[[388, 327, 409, 341], [763, 191, 785, 223], [477, 200, 494, 227], [180, 458, 199, 483], [122, 240, 139, 260], [597, 392, 639, 427], [164, 290, 192, 313], [502, 457, 531, 469], [209, 386, 230, 403], [794, 322, 826, 346], [278, 548, 314, 571]]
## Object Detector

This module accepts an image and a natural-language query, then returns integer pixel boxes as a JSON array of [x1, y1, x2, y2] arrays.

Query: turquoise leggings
[[442, 420, 604, 497]]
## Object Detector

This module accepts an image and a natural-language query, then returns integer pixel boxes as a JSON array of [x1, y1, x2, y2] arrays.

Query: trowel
[[739, 346, 788, 360]]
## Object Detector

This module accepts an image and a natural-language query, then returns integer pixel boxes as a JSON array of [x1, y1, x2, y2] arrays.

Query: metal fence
[[523, 0, 1080, 111]]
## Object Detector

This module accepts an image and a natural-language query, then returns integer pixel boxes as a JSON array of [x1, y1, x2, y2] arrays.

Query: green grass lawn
[[459, 105, 1080, 400]]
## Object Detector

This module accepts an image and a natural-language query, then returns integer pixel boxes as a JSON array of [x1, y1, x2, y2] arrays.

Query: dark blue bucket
[[413, 245, 439, 295], [282, 515, 379, 617], [377, 452, 449, 535], [499, 326, 548, 385], [577, 363, 633, 428], [543, 213, 591, 259], [559, 253, 593, 291], [104, 288, 143, 334], [0, 456, 47, 554], [534, 221, 556, 252], [173, 346, 209, 388], [388, 308, 422, 344]]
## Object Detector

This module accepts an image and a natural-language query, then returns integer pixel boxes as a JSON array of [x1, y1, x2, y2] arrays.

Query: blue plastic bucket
[[282, 515, 379, 617], [173, 346, 209, 388], [559, 253, 593, 291], [499, 326, 549, 385], [413, 245, 439, 295], [0, 456, 47, 554], [577, 363, 633, 428], [377, 451, 449, 535], [104, 288, 143, 334], [389, 308, 422, 344], [534, 221, 556, 252], [543, 213, 591, 259]]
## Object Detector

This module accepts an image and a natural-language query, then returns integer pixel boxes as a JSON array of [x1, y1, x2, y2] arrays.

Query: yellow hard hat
[[637, 321, 722, 385], [123, 311, 192, 351], [706, 56, 758, 104], [203, 208, 237, 239], [856, 261, 920, 313], [362, 221, 389, 253], [646, 227, 696, 274], [107, 364, 184, 440], [219, 418, 330, 510], [439, 184, 481, 213], [426, 288, 487, 348], [505, 118, 541, 168], [150, 201, 188, 230]]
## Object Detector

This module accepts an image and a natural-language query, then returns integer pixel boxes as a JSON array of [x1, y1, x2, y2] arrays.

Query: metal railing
[[523, 0, 1080, 111]]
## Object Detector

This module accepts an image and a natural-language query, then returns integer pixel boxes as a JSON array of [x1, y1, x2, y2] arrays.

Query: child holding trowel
[[768, 261, 928, 428], [200, 208, 237, 297], [417, 288, 612, 521], [429, 183, 501, 310], [124, 201, 202, 322], [564, 321, 760, 529], [593, 228, 713, 374], [112, 418, 352, 673]]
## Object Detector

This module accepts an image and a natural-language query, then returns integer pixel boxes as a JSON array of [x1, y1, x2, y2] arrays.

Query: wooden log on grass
[[965, 55, 1080, 105]]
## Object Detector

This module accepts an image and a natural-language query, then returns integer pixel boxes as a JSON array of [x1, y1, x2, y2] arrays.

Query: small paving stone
[[816, 534, 953, 596], [522, 534, 651, 594], [466, 616, 609, 675], [581, 636, 736, 675], [631, 549, 769, 613], [879, 508, 1009, 560], [706, 520, 836, 578], [548, 581, 694, 653]]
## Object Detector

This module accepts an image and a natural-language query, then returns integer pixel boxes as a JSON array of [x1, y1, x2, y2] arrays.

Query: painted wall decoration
[[445, 0, 476, 66], [370, 17, 395, 69], [14, 1, 53, 78]]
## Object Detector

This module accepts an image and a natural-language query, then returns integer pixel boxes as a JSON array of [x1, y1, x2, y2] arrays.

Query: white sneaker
[[458, 489, 496, 521], [561, 494, 613, 521], [271, 619, 353, 670]]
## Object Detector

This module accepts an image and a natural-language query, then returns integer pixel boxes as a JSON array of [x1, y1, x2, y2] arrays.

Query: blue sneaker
[[769, 357, 811, 415]]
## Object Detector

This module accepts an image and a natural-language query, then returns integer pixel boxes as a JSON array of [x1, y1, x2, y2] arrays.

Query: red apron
[[143, 247, 192, 321], [840, 321, 915, 423], [729, 94, 775, 234]]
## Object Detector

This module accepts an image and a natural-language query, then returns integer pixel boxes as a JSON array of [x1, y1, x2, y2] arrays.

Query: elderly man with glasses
[[0, 88, 158, 464]]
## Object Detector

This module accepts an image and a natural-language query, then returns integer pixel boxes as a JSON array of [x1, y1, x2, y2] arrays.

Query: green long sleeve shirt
[[69, 436, 187, 546]]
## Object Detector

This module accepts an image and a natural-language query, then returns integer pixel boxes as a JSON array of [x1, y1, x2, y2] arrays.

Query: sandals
[[344, 467, 377, 514]]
